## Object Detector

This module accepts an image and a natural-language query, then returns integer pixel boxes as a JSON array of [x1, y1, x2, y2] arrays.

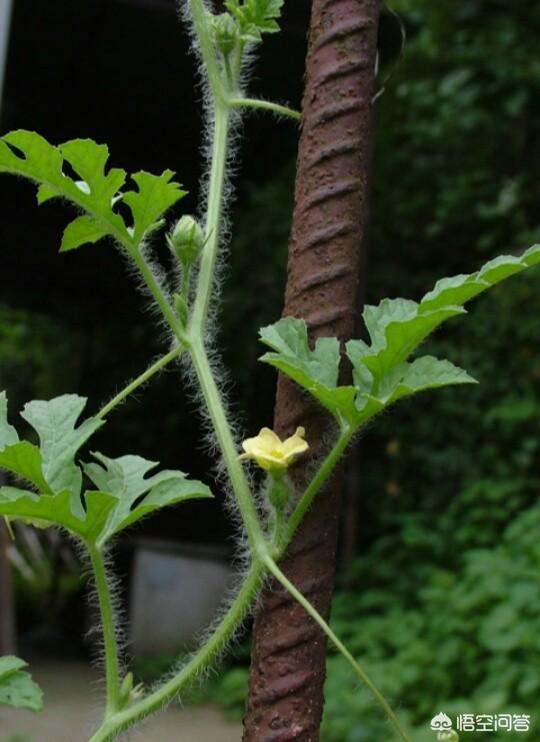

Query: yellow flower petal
[[238, 426, 309, 473], [281, 427, 308, 461], [258, 428, 282, 446]]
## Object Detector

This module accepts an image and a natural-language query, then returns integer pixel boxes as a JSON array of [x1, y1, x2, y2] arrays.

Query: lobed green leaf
[[259, 318, 357, 421], [224, 0, 284, 42], [122, 170, 187, 244], [0, 487, 112, 539], [60, 215, 109, 253], [21, 395, 104, 511], [0, 657, 27, 679], [356, 300, 466, 381], [259, 246, 540, 429], [0, 393, 104, 523], [0, 656, 43, 712], [83, 452, 213, 544], [353, 356, 477, 418], [0, 130, 186, 252], [0, 393, 212, 545], [1, 392, 52, 493], [0, 441, 52, 495]]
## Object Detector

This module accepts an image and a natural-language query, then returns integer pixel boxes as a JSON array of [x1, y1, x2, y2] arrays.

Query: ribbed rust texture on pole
[[244, 1, 380, 739]]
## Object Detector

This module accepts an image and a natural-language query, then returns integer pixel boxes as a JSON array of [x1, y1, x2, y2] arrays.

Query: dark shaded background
[[0, 0, 309, 543]]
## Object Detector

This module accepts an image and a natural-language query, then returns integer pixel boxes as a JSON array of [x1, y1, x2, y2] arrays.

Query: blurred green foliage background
[[1, 0, 539, 739]]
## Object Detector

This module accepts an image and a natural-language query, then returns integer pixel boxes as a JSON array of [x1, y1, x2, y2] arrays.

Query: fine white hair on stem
[[152, 558, 263, 708], [177, 0, 262, 520], [80, 542, 127, 693], [98, 0, 272, 716], [116, 234, 177, 353], [178, 0, 256, 327]]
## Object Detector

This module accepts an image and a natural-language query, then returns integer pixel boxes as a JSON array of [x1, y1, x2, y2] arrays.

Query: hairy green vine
[[0, 2, 538, 740]]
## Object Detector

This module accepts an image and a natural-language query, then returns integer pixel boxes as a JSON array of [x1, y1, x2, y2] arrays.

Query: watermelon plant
[[0, 2, 538, 740]]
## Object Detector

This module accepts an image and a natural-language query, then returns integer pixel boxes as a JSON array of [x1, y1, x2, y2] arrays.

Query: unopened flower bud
[[169, 216, 204, 265], [212, 13, 239, 56]]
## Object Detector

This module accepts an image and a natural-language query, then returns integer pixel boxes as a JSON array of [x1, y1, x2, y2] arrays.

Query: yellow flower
[[239, 427, 309, 473]]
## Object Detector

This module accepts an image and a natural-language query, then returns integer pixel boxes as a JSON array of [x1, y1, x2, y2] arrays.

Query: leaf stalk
[[88, 545, 121, 716]]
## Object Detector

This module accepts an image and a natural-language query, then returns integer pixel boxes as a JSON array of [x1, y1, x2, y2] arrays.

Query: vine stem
[[190, 100, 229, 332], [128, 247, 186, 341], [228, 97, 301, 120], [88, 545, 121, 716], [187, 0, 225, 103], [189, 337, 266, 552], [88, 561, 264, 742], [283, 424, 354, 548], [263, 556, 412, 742], [87, 2, 372, 738], [185, 2, 266, 550], [96, 345, 183, 420]]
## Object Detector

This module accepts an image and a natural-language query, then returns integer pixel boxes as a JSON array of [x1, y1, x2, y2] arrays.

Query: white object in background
[[0, 0, 13, 117], [130, 540, 233, 656]]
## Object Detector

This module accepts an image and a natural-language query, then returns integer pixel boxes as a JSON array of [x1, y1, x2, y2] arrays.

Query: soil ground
[[0, 660, 242, 742]]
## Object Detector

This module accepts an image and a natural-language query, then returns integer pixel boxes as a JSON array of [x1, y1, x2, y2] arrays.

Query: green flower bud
[[212, 13, 239, 56], [169, 216, 204, 265]]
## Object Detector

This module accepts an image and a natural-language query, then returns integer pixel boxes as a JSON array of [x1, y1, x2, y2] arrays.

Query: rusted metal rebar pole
[[244, 1, 381, 739]]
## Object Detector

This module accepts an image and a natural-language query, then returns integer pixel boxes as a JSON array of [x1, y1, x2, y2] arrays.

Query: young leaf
[[0, 656, 43, 712], [353, 301, 466, 380], [0, 130, 186, 252], [59, 138, 127, 224], [0, 131, 129, 244], [122, 170, 186, 244], [60, 215, 109, 253], [259, 318, 357, 423], [350, 245, 540, 384], [0, 656, 26, 676], [0, 392, 52, 494], [420, 244, 540, 312], [351, 356, 477, 418], [0, 486, 129, 545], [83, 452, 213, 544], [0, 487, 89, 534], [0, 441, 52, 495], [224, 0, 284, 42], [21, 395, 104, 510], [260, 246, 540, 429], [0, 420, 211, 544]]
